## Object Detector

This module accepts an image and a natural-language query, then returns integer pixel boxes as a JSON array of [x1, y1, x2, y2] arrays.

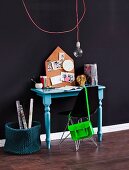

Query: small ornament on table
[[76, 74, 86, 87]]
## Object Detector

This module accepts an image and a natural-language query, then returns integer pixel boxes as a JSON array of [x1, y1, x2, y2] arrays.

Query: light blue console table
[[31, 85, 105, 149]]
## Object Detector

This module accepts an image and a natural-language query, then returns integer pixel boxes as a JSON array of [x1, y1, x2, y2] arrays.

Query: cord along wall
[[0, 0, 129, 139]]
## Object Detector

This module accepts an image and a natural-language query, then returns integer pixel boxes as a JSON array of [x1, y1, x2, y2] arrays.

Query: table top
[[31, 85, 106, 95]]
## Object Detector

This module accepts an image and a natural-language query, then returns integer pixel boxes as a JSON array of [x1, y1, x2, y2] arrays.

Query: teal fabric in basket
[[4, 121, 41, 154]]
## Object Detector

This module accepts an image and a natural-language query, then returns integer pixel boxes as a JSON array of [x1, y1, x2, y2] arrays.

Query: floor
[[0, 130, 129, 170]]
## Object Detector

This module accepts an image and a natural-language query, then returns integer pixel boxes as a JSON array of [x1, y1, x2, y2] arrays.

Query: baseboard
[[1, 123, 129, 147]]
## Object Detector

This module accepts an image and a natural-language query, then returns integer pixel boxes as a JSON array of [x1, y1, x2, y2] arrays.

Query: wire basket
[[68, 120, 94, 141], [4, 121, 41, 154]]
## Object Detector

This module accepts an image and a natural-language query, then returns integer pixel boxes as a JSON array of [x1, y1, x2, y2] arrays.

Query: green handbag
[[68, 86, 94, 141]]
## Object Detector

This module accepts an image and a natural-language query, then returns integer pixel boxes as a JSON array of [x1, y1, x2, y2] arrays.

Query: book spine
[[16, 101, 23, 129], [20, 105, 28, 129], [28, 98, 34, 128]]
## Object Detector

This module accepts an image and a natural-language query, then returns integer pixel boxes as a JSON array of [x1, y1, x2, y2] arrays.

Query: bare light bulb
[[73, 41, 83, 57]]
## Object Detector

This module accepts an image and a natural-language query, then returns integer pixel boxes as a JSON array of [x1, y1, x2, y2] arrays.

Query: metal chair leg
[[59, 133, 71, 145], [75, 140, 81, 151], [59, 117, 97, 151], [90, 137, 98, 147], [59, 120, 71, 145]]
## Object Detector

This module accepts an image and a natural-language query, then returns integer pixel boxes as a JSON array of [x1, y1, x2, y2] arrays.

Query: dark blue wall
[[0, 0, 129, 138]]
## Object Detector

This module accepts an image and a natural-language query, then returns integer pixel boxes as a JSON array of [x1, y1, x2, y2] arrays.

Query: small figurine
[[76, 74, 86, 87]]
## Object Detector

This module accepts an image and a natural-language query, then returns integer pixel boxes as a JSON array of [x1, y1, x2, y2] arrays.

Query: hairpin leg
[[59, 119, 71, 145], [75, 140, 81, 151], [59, 133, 71, 145], [90, 137, 98, 147]]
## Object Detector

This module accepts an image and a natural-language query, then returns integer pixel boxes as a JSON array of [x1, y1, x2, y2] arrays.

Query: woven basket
[[4, 121, 41, 154]]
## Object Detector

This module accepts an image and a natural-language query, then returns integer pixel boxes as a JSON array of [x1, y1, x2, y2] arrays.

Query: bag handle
[[84, 86, 90, 121]]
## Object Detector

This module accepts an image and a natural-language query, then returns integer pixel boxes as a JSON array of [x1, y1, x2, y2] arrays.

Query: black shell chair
[[59, 86, 99, 151]]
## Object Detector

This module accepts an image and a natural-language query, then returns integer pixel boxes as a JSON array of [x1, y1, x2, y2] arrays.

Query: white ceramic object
[[35, 83, 43, 89], [63, 60, 74, 72]]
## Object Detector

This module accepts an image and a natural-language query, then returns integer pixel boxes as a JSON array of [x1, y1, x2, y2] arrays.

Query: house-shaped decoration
[[45, 46, 75, 87]]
